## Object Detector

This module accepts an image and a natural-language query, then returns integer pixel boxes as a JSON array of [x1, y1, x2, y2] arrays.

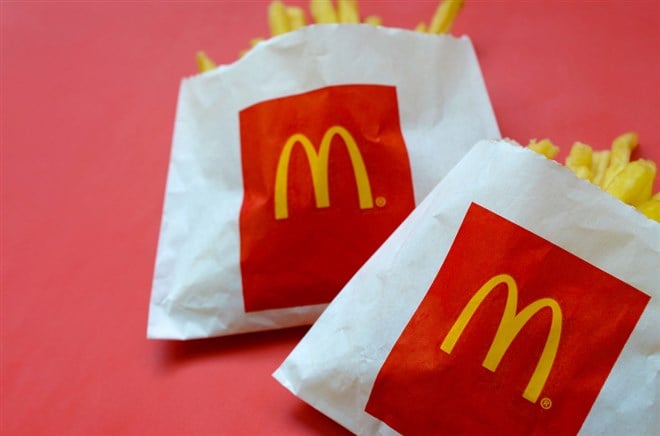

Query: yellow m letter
[[440, 274, 562, 403], [274, 125, 374, 220]]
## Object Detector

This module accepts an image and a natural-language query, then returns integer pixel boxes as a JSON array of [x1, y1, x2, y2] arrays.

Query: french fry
[[310, 0, 338, 23], [429, 0, 464, 34], [213, 0, 470, 69], [590, 150, 611, 187], [363, 15, 382, 26], [566, 142, 593, 180], [338, 0, 359, 23], [250, 38, 265, 48], [605, 159, 656, 207], [527, 133, 659, 222], [527, 138, 560, 160], [286, 6, 307, 30], [601, 132, 638, 189], [637, 193, 660, 222], [231, 0, 463, 67], [196, 51, 217, 73], [269, 1, 291, 36]]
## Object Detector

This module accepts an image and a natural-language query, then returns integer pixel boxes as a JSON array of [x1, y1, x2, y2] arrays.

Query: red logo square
[[239, 85, 415, 312], [365, 203, 650, 435]]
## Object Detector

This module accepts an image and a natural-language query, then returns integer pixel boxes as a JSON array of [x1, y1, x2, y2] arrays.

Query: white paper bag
[[147, 24, 499, 339], [274, 139, 659, 435]]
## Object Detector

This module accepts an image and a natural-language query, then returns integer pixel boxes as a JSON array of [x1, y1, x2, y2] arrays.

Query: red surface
[[2, 1, 659, 435], [366, 203, 649, 435]]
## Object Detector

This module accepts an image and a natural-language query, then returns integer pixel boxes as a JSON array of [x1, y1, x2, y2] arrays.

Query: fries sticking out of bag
[[420, 0, 464, 34], [198, 0, 465, 69], [527, 133, 660, 222], [268, 1, 293, 35], [638, 193, 660, 220], [527, 138, 559, 160], [196, 51, 216, 73]]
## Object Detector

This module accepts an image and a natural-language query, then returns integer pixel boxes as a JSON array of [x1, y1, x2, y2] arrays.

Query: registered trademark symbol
[[375, 196, 387, 207], [540, 397, 552, 410]]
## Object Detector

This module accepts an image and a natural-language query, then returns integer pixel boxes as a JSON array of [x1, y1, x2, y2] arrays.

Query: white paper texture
[[274, 140, 660, 435], [148, 24, 499, 339]]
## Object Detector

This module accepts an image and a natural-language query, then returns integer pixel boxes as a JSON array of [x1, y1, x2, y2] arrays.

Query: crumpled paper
[[147, 24, 499, 339], [274, 139, 659, 435]]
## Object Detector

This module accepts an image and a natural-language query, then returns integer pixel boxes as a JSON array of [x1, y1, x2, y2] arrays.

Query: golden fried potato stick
[[590, 150, 611, 187], [286, 6, 307, 30], [196, 51, 217, 72], [601, 132, 638, 189], [527, 138, 560, 160], [250, 38, 265, 48], [566, 142, 593, 180], [429, 0, 464, 34], [311, 0, 338, 23], [363, 15, 382, 26], [338, 0, 359, 23], [526, 133, 658, 221], [269, 1, 291, 36], [637, 193, 660, 222], [605, 159, 656, 207], [215, 0, 468, 67]]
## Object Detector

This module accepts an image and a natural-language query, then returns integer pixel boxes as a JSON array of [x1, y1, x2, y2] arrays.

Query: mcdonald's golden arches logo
[[365, 203, 650, 435], [440, 273, 562, 403], [239, 84, 415, 313], [274, 125, 374, 220]]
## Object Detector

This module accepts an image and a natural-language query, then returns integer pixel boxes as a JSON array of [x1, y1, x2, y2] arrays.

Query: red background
[[2, 1, 659, 435], [365, 203, 650, 435], [239, 85, 414, 312]]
